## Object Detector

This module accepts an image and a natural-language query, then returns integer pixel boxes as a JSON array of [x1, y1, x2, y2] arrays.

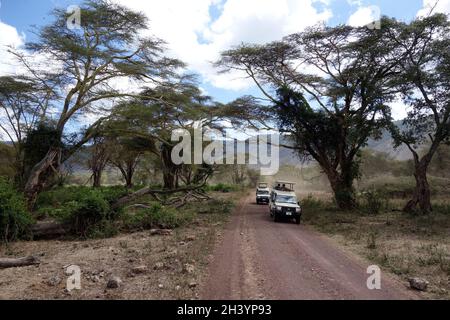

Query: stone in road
[[201, 195, 418, 300]]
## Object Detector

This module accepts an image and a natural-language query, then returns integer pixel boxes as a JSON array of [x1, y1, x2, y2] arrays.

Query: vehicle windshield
[[257, 190, 269, 195], [276, 195, 297, 204]]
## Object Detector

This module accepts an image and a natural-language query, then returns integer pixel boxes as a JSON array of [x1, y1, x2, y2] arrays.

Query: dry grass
[[302, 195, 450, 299]]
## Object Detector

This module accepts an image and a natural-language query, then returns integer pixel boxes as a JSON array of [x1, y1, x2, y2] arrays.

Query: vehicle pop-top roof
[[273, 181, 295, 192], [258, 182, 269, 187], [272, 190, 297, 197], [274, 181, 296, 185]]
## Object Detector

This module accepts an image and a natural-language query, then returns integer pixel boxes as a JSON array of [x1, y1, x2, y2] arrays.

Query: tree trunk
[[404, 162, 432, 214], [92, 169, 102, 188], [326, 168, 356, 210], [125, 163, 134, 188], [125, 174, 133, 189], [31, 220, 67, 239], [24, 147, 62, 209], [0, 256, 40, 269], [161, 144, 177, 190]]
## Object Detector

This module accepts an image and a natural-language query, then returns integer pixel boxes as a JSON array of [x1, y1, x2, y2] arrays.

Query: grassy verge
[[301, 196, 450, 299]]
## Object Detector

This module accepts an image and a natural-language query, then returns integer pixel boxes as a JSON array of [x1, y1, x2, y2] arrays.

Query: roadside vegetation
[[300, 171, 450, 299], [0, 189, 240, 299], [302, 197, 449, 299], [269, 148, 450, 299], [0, 0, 449, 300]]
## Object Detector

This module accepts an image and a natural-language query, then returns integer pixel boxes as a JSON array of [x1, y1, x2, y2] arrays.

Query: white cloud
[[114, 0, 332, 91], [1, 1, 333, 93], [347, 5, 381, 27], [389, 99, 410, 121], [0, 20, 25, 76], [417, 0, 450, 17], [347, 0, 363, 6]]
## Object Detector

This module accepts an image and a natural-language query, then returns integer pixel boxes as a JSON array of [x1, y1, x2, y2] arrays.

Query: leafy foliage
[[0, 178, 34, 242], [217, 20, 398, 209], [0, 143, 16, 179], [62, 189, 112, 238], [122, 203, 194, 230]]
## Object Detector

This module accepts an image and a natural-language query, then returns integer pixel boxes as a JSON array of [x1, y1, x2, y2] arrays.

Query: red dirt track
[[201, 195, 419, 300]]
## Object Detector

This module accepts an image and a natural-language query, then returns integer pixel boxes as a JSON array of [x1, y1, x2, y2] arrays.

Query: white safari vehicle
[[269, 181, 302, 224], [256, 182, 270, 204]]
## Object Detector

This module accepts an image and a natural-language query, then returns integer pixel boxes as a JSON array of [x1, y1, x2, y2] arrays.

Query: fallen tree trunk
[[112, 184, 207, 209], [31, 220, 67, 239], [0, 256, 40, 269]]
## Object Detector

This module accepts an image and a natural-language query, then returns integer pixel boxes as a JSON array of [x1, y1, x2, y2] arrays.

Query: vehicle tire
[[295, 216, 301, 225], [273, 213, 280, 222]]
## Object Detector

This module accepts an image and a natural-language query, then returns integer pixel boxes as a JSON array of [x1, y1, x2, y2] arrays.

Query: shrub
[[37, 186, 129, 209], [205, 183, 238, 193], [96, 186, 130, 205], [87, 220, 119, 239], [196, 199, 234, 215], [358, 189, 388, 215], [63, 189, 111, 238], [366, 231, 378, 249], [123, 203, 194, 230], [433, 204, 450, 215], [0, 178, 34, 242], [301, 195, 328, 210]]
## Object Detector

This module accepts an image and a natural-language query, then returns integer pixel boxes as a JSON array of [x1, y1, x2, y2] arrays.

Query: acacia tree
[[108, 138, 146, 188], [217, 20, 402, 209], [101, 76, 228, 210], [0, 76, 54, 185], [386, 14, 450, 213], [87, 135, 111, 188], [13, 0, 183, 207], [105, 77, 220, 190]]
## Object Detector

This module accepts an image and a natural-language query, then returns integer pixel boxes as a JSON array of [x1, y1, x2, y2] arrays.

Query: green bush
[[433, 204, 450, 215], [63, 189, 112, 238], [123, 203, 194, 230], [37, 186, 129, 209], [205, 183, 238, 193], [0, 178, 34, 242], [358, 189, 389, 215], [196, 199, 234, 215]]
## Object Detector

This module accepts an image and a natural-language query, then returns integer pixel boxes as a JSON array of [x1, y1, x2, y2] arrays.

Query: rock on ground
[[107, 276, 122, 289], [408, 278, 429, 291]]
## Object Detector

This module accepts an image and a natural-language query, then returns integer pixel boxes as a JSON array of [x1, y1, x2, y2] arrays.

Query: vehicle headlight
[[296, 207, 301, 213], [276, 206, 282, 211]]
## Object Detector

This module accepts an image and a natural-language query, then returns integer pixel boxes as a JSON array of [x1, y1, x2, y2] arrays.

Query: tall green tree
[[386, 14, 450, 213], [217, 20, 402, 209], [12, 0, 183, 207], [105, 77, 220, 190], [0, 76, 53, 185]]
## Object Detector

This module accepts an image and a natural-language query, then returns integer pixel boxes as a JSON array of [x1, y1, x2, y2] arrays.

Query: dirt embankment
[[0, 208, 231, 300]]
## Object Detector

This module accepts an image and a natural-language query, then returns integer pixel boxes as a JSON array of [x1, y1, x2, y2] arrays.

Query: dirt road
[[201, 195, 419, 300]]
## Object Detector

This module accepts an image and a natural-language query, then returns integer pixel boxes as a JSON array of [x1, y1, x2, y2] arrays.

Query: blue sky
[[0, 0, 447, 115]]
